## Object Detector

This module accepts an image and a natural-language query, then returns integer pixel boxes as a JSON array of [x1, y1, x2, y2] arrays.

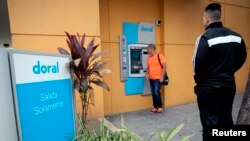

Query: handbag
[[157, 53, 169, 86]]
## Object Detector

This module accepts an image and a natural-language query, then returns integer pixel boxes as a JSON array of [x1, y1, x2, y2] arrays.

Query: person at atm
[[146, 44, 166, 113]]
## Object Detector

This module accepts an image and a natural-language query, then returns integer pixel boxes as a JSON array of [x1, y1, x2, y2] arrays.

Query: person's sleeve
[[235, 38, 247, 72], [194, 36, 209, 81], [159, 54, 166, 64]]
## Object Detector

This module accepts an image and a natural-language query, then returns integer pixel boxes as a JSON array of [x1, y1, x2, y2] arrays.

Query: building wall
[[101, 0, 250, 115], [222, 0, 250, 95], [164, 0, 250, 107], [7, 0, 104, 119], [163, 0, 205, 106], [100, 0, 164, 115], [6, 0, 250, 118]]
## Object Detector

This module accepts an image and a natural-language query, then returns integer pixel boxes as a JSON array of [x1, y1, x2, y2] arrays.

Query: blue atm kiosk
[[122, 22, 153, 95]]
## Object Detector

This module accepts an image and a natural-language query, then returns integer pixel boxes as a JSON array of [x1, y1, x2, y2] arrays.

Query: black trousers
[[194, 83, 236, 141], [149, 79, 163, 108]]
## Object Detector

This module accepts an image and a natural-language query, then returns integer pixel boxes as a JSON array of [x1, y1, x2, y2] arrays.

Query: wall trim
[[0, 0, 12, 47]]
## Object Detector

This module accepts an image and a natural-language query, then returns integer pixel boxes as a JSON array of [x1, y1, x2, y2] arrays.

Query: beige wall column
[[8, 0, 104, 119]]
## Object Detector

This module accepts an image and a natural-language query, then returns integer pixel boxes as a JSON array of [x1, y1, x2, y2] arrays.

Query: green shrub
[[58, 32, 110, 123], [73, 115, 193, 141]]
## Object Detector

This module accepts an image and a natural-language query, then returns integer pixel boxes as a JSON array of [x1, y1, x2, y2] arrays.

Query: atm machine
[[128, 44, 148, 77], [127, 44, 151, 94]]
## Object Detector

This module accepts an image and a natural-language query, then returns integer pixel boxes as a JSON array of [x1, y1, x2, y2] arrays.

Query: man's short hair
[[205, 3, 221, 21], [147, 44, 156, 50]]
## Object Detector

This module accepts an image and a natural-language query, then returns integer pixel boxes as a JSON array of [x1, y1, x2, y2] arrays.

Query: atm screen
[[131, 50, 141, 61]]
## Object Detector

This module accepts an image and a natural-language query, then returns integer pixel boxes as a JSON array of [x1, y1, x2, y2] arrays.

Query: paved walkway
[[106, 94, 243, 141]]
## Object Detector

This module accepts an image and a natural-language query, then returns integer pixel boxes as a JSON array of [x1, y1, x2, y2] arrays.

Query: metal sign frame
[[0, 48, 18, 141]]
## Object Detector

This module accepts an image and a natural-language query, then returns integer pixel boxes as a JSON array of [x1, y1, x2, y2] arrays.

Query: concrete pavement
[[106, 94, 243, 141]]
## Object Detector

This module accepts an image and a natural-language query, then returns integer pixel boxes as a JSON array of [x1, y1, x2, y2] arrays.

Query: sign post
[[9, 50, 76, 141]]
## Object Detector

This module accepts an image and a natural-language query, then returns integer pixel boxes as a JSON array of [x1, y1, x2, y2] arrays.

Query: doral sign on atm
[[138, 22, 155, 44], [140, 26, 154, 32]]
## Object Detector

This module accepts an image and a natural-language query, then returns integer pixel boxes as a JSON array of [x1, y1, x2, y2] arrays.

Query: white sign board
[[10, 50, 76, 141], [138, 22, 155, 44]]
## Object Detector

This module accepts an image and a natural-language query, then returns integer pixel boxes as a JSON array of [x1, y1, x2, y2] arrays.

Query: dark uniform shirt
[[193, 22, 247, 86]]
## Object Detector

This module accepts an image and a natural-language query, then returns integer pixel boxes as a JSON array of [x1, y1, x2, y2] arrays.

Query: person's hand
[[145, 73, 149, 79], [160, 77, 163, 83]]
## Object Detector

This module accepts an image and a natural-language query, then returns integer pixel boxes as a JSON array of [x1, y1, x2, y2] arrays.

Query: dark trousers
[[195, 83, 236, 141], [149, 79, 163, 108]]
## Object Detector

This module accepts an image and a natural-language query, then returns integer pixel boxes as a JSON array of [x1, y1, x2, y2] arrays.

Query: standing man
[[146, 44, 166, 113], [193, 3, 247, 140]]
